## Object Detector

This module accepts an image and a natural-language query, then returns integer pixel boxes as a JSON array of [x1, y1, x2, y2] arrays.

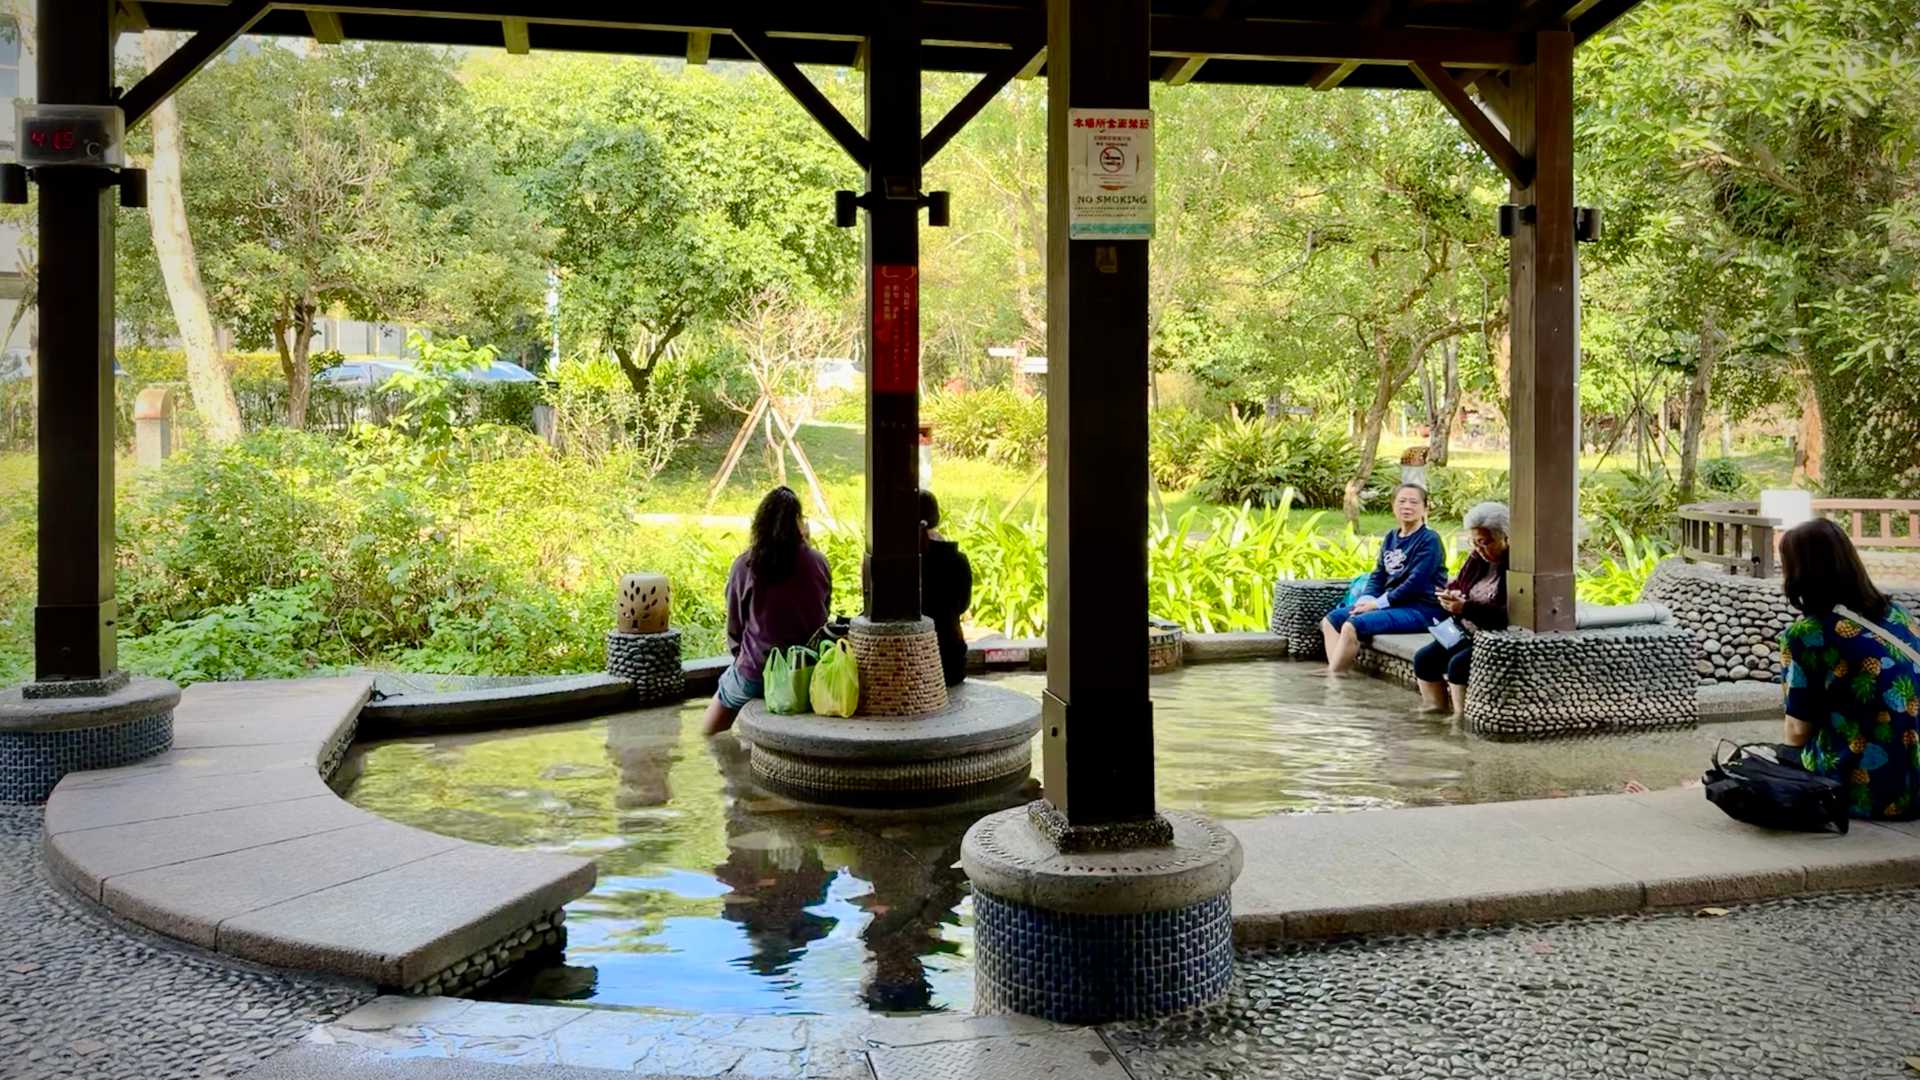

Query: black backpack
[[1703, 741, 1849, 835]]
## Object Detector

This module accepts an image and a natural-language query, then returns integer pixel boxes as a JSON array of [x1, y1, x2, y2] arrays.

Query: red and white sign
[[1069, 108, 1154, 239], [871, 263, 919, 394]]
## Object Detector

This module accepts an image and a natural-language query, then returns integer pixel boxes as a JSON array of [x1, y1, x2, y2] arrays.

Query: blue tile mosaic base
[[0, 710, 173, 804], [973, 889, 1235, 1024]]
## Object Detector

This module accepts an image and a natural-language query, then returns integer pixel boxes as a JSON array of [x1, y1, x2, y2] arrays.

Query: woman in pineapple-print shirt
[[1778, 519, 1920, 821]]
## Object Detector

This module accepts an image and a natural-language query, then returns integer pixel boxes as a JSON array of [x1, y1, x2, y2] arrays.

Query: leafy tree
[[470, 56, 859, 396], [118, 42, 545, 429], [1583, 0, 1920, 495]]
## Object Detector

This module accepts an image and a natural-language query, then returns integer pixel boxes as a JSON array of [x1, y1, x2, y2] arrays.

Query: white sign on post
[[1068, 108, 1154, 240]]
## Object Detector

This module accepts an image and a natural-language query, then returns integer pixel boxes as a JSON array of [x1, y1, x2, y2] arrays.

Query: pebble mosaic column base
[[0, 677, 180, 804], [1465, 624, 1698, 739], [1643, 557, 1920, 686], [746, 740, 1033, 808], [605, 629, 687, 705], [963, 807, 1242, 1025], [1269, 580, 1351, 660], [848, 617, 948, 716]]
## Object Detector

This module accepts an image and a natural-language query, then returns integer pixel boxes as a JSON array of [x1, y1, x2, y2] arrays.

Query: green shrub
[[1149, 406, 1212, 491], [1190, 415, 1364, 509], [924, 388, 1047, 468], [1575, 527, 1672, 606], [1583, 470, 1676, 552], [1426, 467, 1510, 521], [1698, 457, 1749, 496]]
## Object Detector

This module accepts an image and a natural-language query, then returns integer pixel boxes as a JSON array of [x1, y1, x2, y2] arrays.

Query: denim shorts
[[715, 664, 763, 711], [1325, 604, 1440, 641]]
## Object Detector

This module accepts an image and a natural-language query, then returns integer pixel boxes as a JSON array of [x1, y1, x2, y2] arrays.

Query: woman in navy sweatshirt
[[1321, 482, 1450, 674]]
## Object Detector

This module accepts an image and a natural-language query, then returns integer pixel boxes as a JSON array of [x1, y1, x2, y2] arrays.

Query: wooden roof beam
[[923, 36, 1044, 164], [1015, 46, 1046, 79], [1410, 59, 1530, 186], [307, 10, 346, 43], [1152, 17, 1526, 69], [1307, 60, 1361, 90], [500, 16, 528, 52], [686, 29, 710, 64], [1161, 0, 1237, 85], [121, 0, 273, 129], [731, 26, 870, 168]]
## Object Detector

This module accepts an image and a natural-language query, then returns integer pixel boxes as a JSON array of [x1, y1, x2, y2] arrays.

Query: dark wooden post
[[1040, 0, 1156, 827], [1501, 31, 1577, 632], [862, 3, 923, 623], [33, 0, 120, 682]]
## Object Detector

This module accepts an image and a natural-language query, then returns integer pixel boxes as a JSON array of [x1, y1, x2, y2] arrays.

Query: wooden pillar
[[33, 0, 119, 682], [1040, 0, 1155, 826], [862, 2, 922, 623], [1501, 31, 1577, 632]]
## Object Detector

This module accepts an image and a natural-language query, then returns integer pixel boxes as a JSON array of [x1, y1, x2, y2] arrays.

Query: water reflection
[[346, 662, 1779, 1015]]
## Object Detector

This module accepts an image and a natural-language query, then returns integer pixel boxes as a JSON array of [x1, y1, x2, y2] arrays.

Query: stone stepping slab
[[1231, 787, 1920, 943], [43, 676, 596, 990]]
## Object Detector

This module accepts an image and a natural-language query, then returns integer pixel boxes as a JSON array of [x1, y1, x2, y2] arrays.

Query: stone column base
[[0, 677, 180, 803], [1466, 624, 1698, 738], [1147, 620, 1184, 673], [848, 616, 947, 716], [605, 629, 686, 705], [1269, 579, 1350, 659], [961, 802, 1243, 1024]]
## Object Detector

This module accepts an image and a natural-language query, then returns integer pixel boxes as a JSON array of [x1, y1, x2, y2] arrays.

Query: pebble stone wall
[[604, 629, 687, 704], [400, 908, 567, 998], [1465, 623, 1697, 738], [1643, 558, 1920, 686], [1268, 580, 1351, 659], [1147, 622, 1185, 674], [848, 617, 948, 716]]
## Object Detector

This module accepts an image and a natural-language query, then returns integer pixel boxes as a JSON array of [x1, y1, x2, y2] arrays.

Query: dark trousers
[[1413, 638, 1473, 686]]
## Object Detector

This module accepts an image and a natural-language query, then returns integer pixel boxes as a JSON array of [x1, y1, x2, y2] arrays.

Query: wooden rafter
[[1152, 17, 1525, 68], [922, 36, 1045, 164], [732, 26, 870, 168], [1160, 0, 1236, 85], [1307, 60, 1361, 90], [120, 0, 273, 129], [306, 9, 345, 43], [686, 29, 710, 64], [1016, 46, 1047, 79], [501, 15, 528, 52], [1411, 59, 1530, 186]]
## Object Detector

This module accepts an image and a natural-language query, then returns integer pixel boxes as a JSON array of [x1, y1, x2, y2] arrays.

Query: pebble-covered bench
[[1270, 580, 1698, 737], [43, 677, 595, 996]]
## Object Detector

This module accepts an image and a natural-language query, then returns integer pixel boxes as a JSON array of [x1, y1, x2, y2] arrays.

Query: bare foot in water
[[1622, 780, 1649, 794]]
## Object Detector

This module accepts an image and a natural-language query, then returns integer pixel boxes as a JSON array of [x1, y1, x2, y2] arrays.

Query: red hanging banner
[[871, 264, 919, 394]]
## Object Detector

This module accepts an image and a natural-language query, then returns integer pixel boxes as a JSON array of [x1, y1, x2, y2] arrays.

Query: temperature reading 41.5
[[12, 103, 124, 167]]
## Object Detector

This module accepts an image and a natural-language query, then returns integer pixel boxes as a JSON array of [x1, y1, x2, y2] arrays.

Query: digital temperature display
[[13, 103, 124, 167]]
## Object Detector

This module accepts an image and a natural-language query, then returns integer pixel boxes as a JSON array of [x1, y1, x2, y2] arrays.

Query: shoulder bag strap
[[1833, 604, 1920, 670]]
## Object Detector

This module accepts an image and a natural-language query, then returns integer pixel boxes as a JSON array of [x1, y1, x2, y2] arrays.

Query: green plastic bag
[[811, 640, 860, 718], [764, 645, 816, 715]]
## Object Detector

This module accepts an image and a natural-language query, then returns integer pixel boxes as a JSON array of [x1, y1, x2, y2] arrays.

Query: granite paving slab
[[1231, 786, 1920, 942], [41, 677, 597, 989]]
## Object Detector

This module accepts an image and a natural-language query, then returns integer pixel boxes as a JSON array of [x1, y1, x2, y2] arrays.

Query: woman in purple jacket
[[703, 487, 833, 736]]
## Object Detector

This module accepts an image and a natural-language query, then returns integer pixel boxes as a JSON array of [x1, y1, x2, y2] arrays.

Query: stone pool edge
[[41, 676, 597, 994]]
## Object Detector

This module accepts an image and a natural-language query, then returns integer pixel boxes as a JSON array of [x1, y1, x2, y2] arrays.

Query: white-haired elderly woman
[[1413, 501, 1511, 715]]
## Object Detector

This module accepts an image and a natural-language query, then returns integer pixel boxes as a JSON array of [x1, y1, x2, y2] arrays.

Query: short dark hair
[[918, 489, 941, 530], [1780, 518, 1888, 622], [1392, 482, 1430, 506]]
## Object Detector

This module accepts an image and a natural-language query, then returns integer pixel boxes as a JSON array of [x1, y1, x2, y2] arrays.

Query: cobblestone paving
[[0, 806, 373, 1080], [1109, 887, 1920, 1080]]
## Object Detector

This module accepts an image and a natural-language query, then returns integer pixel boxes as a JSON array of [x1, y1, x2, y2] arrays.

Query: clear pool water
[[342, 662, 1773, 1016]]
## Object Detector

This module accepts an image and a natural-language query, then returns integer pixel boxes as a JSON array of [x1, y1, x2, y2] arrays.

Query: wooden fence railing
[[1676, 498, 1920, 578]]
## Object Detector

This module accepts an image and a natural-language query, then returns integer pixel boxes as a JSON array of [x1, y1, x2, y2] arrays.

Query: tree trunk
[[143, 31, 244, 444], [276, 303, 316, 430], [1677, 316, 1718, 502], [1427, 337, 1460, 466], [1344, 331, 1397, 526], [1794, 379, 1824, 488]]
